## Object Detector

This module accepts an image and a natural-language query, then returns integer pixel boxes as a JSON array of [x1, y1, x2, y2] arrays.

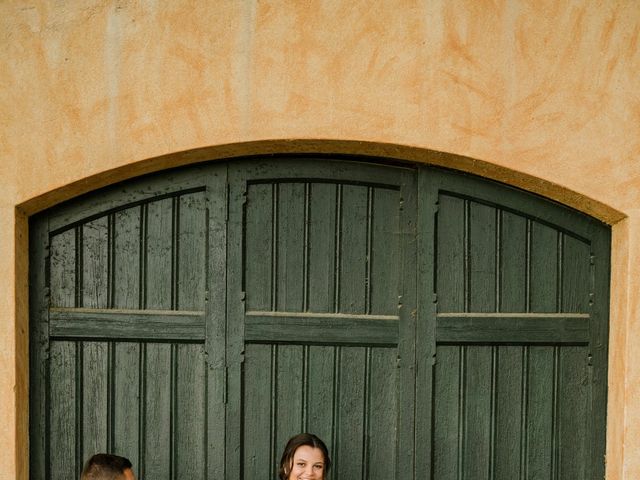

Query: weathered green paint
[[30, 158, 609, 480]]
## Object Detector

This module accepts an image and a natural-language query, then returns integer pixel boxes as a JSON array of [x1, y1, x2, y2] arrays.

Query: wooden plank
[[436, 314, 590, 344], [245, 183, 274, 311], [113, 207, 141, 309], [557, 346, 589, 479], [142, 343, 172, 480], [245, 312, 398, 346], [415, 167, 437, 480], [561, 234, 590, 313], [427, 167, 599, 241], [49, 341, 77, 480], [334, 347, 366, 480], [177, 192, 206, 310], [276, 182, 306, 311], [529, 222, 558, 313], [468, 202, 497, 312], [494, 346, 524, 478], [145, 198, 173, 310], [436, 194, 465, 312], [175, 344, 206, 479], [368, 347, 397, 480], [49, 309, 205, 341], [243, 345, 274, 480], [50, 228, 77, 308], [306, 346, 336, 446], [82, 217, 110, 309], [395, 169, 418, 480], [338, 185, 368, 314], [81, 341, 109, 461], [432, 346, 461, 480], [588, 223, 611, 479], [525, 346, 554, 479], [499, 211, 527, 312], [370, 187, 400, 315], [462, 346, 493, 478], [275, 345, 305, 459], [203, 165, 228, 480], [307, 183, 337, 313], [29, 216, 50, 480], [112, 342, 140, 477], [48, 164, 208, 232]]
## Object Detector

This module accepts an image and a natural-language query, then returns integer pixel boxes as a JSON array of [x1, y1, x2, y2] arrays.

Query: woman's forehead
[[293, 445, 325, 463]]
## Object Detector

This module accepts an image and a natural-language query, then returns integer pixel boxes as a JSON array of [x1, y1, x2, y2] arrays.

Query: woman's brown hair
[[278, 433, 331, 479]]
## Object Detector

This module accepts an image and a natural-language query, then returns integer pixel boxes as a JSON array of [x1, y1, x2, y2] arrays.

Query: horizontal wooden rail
[[245, 311, 399, 346], [49, 308, 205, 341], [436, 313, 590, 344]]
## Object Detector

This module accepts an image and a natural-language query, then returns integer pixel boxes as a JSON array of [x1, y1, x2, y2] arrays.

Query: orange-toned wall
[[1, 1, 639, 479]]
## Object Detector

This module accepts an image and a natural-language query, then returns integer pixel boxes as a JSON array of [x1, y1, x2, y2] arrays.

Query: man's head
[[80, 454, 135, 480]]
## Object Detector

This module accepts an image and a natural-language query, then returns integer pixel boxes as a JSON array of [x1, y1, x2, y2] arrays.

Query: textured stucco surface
[[1, 1, 639, 479]]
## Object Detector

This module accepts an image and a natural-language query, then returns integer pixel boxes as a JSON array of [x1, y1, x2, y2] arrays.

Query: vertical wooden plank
[[204, 166, 228, 480], [243, 345, 274, 480], [226, 174, 247, 479], [529, 223, 558, 313], [436, 195, 465, 312], [462, 346, 493, 479], [175, 344, 206, 479], [49, 341, 77, 480], [50, 229, 76, 308], [245, 183, 274, 311], [368, 347, 397, 480], [526, 346, 554, 479], [143, 343, 172, 480], [146, 199, 173, 310], [588, 224, 611, 480], [369, 188, 399, 316], [82, 218, 110, 309], [113, 208, 141, 309], [557, 347, 588, 479], [81, 341, 109, 460], [499, 212, 527, 312], [396, 169, 418, 479], [335, 347, 366, 480], [432, 346, 461, 480], [276, 182, 305, 311], [494, 346, 524, 478], [561, 235, 590, 313], [30, 216, 50, 480], [415, 168, 437, 479], [307, 183, 337, 313], [468, 203, 497, 312], [306, 346, 336, 447], [275, 345, 305, 458], [338, 185, 368, 314], [112, 342, 140, 477], [178, 192, 206, 311]]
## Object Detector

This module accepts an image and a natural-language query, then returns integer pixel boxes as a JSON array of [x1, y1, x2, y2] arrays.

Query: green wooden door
[[225, 159, 417, 480], [29, 158, 609, 480], [415, 168, 609, 480]]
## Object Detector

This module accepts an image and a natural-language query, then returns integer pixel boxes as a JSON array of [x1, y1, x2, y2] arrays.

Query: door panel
[[231, 159, 416, 480], [31, 165, 223, 480], [423, 169, 609, 480]]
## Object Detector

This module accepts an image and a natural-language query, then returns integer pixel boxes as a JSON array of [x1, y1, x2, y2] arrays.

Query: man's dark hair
[[278, 433, 331, 480], [81, 453, 133, 480]]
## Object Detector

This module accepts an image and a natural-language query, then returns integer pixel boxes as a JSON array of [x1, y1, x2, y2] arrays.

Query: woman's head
[[278, 433, 331, 480]]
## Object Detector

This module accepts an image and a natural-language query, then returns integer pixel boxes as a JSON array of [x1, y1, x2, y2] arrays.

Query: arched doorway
[[29, 156, 609, 479]]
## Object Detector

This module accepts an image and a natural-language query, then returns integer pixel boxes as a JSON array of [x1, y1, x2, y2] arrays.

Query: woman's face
[[287, 445, 326, 480]]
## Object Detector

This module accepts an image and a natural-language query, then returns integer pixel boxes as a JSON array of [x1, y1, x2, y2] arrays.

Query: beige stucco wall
[[1, 1, 639, 478]]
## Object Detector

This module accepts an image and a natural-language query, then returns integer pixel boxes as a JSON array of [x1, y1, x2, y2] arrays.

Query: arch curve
[[19, 139, 623, 225]]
